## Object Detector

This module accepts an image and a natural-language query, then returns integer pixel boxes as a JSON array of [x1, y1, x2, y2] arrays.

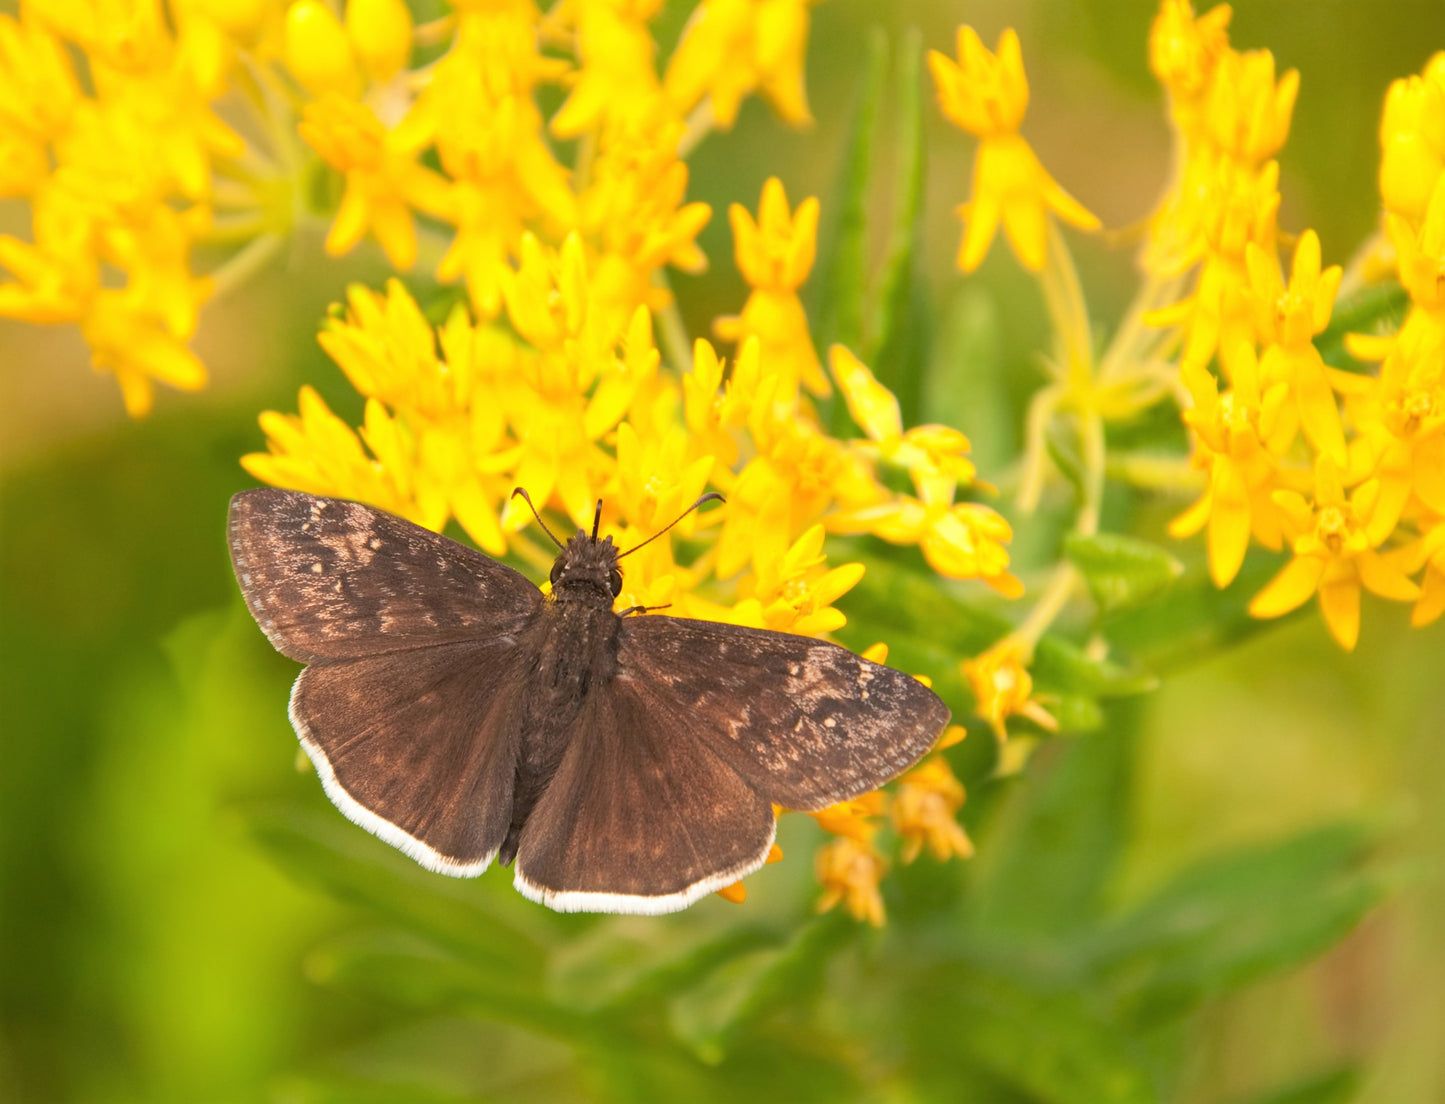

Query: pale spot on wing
[[311, 562, 323, 573]]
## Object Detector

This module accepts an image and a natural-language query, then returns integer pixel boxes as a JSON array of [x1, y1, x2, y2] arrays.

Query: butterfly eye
[[549, 559, 565, 587], [609, 569, 623, 597]]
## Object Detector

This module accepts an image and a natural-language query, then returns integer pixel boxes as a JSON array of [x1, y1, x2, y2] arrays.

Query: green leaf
[[1063, 531, 1184, 615], [550, 923, 780, 1015], [1032, 634, 1159, 701], [305, 928, 586, 1038], [921, 287, 1008, 467], [815, 26, 888, 362], [865, 27, 928, 422], [245, 801, 551, 978], [971, 712, 1139, 937], [901, 954, 1160, 1104], [1090, 821, 1397, 1024], [1045, 424, 1088, 501], [1104, 552, 1290, 674], [1234, 1067, 1361, 1104], [667, 913, 854, 1062], [273, 1074, 490, 1104]]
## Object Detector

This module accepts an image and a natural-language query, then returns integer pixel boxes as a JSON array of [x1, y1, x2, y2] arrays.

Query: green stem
[[652, 271, 694, 373], [208, 233, 284, 301]]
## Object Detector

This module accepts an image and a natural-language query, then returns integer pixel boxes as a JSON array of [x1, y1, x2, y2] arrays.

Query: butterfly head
[[550, 531, 623, 608]]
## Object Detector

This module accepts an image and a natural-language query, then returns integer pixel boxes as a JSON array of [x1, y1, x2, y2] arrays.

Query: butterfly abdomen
[[499, 599, 623, 865]]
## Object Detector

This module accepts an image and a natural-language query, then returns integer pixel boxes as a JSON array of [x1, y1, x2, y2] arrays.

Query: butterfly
[[227, 488, 950, 915]]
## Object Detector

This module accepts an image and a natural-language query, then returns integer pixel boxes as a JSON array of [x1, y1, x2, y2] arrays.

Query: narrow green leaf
[[1045, 424, 1088, 500], [921, 287, 1008, 467], [1063, 531, 1184, 615], [865, 27, 928, 422], [815, 26, 888, 362]]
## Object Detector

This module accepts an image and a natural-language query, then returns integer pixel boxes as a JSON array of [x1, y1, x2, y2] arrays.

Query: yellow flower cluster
[[0, 0, 259, 414], [1140, 2, 1440, 649], [1, 0, 816, 413], [246, 176, 1005, 916]]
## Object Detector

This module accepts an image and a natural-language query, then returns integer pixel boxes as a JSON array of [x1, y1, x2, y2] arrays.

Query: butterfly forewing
[[290, 639, 532, 874], [513, 679, 776, 914], [616, 616, 949, 811], [228, 488, 540, 664]]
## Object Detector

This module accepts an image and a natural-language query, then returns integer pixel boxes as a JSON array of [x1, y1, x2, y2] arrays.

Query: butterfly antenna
[[591, 499, 603, 541], [510, 487, 566, 550], [618, 492, 725, 559]]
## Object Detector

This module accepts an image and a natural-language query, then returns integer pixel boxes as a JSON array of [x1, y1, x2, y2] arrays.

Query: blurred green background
[[3, 2, 1443, 1102]]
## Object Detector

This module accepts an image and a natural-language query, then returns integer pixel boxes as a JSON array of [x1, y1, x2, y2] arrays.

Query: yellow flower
[[727, 524, 865, 636], [832, 486, 1020, 595], [831, 346, 979, 501], [891, 757, 973, 864], [810, 791, 887, 843], [1387, 174, 1445, 313], [929, 26, 1099, 273], [298, 94, 449, 271], [663, 0, 814, 130], [814, 836, 887, 927], [581, 108, 711, 344], [714, 176, 826, 399], [1203, 47, 1298, 167], [0, 14, 81, 196], [960, 640, 1058, 741], [1378, 53, 1445, 225], [283, 0, 363, 98], [1409, 518, 1445, 627], [1171, 351, 1298, 586], [550, 0, 665, 137], [1148, 0, 1232, 136], [1146, 159, 1280, 373], [1243, 228, 1346, 465], [400, 5, 575, 315], [715, 842, 783, 904], [243, 386, 424, 522], [345, 0, 414, 85], [1249, 456, 1421, 650]]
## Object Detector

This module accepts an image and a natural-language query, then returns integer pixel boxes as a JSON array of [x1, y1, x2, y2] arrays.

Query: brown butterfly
[[227, 488, 949, 914]]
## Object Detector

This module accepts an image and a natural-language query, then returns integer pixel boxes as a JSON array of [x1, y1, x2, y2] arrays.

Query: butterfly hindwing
[[513, 676, 776, 914], [289, 638, 534, 875], [228, 488, 540, 664], [615, 616, 949, 811]]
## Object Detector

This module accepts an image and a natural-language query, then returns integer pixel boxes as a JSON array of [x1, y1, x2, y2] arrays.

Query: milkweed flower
[[814, 836, 887, 927], [714, 177, 826, 400], [663, 0, 815, 130], [1248, 457, 1420, 651], [960, 640, 1058, 742], [928, 26, 1100, 273], [891, 757, 973, 864]]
